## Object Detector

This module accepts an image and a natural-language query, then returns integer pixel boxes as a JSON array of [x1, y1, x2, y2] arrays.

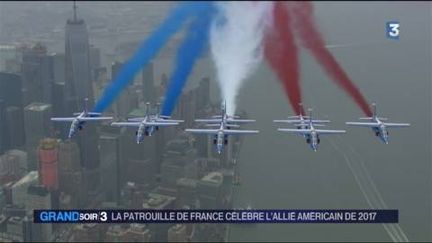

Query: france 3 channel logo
[[386, 21, 400, 40]]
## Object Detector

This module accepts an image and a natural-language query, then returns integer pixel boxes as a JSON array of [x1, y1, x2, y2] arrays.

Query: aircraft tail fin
[[145, 102, 151, 116], [155, 102, 161, 117], [84, 98, 89, 114]]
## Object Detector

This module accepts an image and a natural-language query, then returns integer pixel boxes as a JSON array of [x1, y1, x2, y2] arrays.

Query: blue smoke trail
[[93, 2, 212, 113], [161, 3, 216, 116]]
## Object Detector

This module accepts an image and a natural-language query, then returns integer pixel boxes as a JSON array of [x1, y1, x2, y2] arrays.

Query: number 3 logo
[[100, 212, 107, 222], [386, 21, 400, 40]]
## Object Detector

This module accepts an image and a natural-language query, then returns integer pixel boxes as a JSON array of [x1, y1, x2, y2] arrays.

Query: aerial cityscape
[[0, 1, 430, 242]]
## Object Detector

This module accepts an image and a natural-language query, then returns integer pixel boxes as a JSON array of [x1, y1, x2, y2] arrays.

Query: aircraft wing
[[195, 119, 221, 123], [287, 115, 310, 119], [345, 122, 380, 127], [78, 117, 113, 121], [155, 118, 184, 123], [273, 120, 295, 123], [185, 129, 219, 134], [128, 117, 145, 122], [51, 117, 76, 122], [278, 128, 312, 135], [383, 122, 410, 128], [226, 119, 256, 123], [359, 117, 388, 120], [111, 122, 141, 127], [315, 129, 346, 135], [143, 121, 179, 126], [273, 119, 330, 123], [222, 129, 259, 135]]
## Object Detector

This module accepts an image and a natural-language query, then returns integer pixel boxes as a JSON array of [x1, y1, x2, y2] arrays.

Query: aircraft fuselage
[[305, 125, 320, 152], [371, 118, 389, 144], [68, 112, 86, 138]]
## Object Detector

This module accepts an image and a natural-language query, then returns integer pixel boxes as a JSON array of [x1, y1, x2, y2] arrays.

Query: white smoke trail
[[210, 1, 273, 116]]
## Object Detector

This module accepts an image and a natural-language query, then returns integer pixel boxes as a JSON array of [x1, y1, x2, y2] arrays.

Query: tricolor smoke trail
[[289, 2, 372, 116], [93, 2, 211, 113], [264, 1, 304, 116], [161, 3, 215, 116], [210, 1, 273, 116]]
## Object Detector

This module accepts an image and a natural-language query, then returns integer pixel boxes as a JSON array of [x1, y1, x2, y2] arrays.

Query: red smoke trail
[[289, 2, 372, 116], [264, 1, 304, 115]]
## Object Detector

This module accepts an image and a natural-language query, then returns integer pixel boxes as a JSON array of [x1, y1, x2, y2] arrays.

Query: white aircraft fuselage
[[305, 124, 320, 152], [370, 117, 389, 144], [68, 112, 86, 138]]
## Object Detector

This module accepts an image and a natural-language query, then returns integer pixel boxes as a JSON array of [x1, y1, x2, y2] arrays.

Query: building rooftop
[[201, 172, 223, 184], [25, 102, 51, 112], [142, 193, 175, 209], [12, 171, 38, 188]]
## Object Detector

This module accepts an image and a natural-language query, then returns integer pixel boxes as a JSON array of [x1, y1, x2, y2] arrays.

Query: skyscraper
[[99, 133, 121, 204], [64, 2, 100, 189], [20, 43, 51, 105], [142, 61, 155, 104], [26, 185, 52, 242], [0, 72, 24, 151], [0, 72, 23, 108], [112, 61, 131, 118], [23, 102, 53, 170], [37, 138, 58, 191], [65, 3, 94, 111], [5, 106, 25, 148]]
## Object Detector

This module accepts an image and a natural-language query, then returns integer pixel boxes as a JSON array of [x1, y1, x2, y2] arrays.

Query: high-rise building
[[20, 43, 53, 105], [99, 133, 121, 204], [58, 140, 80, 173], [0, 150, 27, 184], [37, 138, 58, 190], [104, 225, 128, 242], [142, 61, 155, 104], [26, 185, 52, 242], [0, 99, 7, 153], [0, 72, 23, 109], [89, 45, 100, 72], [24, 102, 52, 170], [23, 215, 43, 242], [51, 82, 68, 138], [197, 172, 223, 209], [50, 53, 65, 84], [65, 4, 94, 111], [143, 193, 176, 242], [72, 223, 101, 242], [127, 158, 154, 186], [5, 106, 25, 148], [167, 224, 188, 242], [0, 72, 24, 151], [176, 178, 197, 208], [6, 216, 24, 242], [126, 224, 152, 242], [57, 141, 87, 207], [111, 61, 131, 118], [196, 77, 210, 111], [0, 44, 21, 72], [11, 171, 38, 207], [65, 3, 100, 188]]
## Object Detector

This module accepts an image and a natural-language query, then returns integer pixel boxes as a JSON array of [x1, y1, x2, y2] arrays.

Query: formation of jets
[[185, 102, 259, 154], [111, 102, 183, 144], [274, 105, 346, 152], [51, 100, 410, 153]]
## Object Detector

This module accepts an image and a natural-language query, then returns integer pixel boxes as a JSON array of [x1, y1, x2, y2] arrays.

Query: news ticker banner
[[34, 209, 398, 224]]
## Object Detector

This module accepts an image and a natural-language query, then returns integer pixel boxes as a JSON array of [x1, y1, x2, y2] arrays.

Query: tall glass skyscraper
[[64, 3, 100, 190]]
